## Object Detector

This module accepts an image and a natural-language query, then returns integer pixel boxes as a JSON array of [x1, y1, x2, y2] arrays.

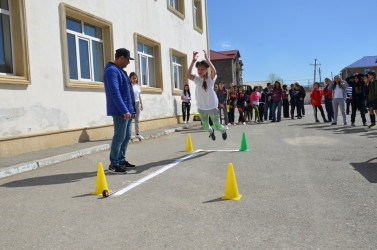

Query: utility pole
[[331, 72, 333, 81], [319, 67, 322, 84], [310, 58, 321, 84]]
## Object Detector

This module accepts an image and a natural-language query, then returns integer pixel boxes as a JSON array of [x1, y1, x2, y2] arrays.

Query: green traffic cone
[[239, 132, 250, 151]]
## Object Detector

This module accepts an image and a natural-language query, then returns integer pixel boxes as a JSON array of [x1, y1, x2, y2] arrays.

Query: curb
[[0, 144, 110, 179], [0, 125, 199, 179]]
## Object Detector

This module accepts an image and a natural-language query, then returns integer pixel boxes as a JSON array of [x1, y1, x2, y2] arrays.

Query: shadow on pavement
[[128, 151, 212, 175], [178, 128, 206, 134], [202, 197, 227, 203], [288, 122, 375, 135], [1, 172, 97, 188], [350, 157, 377, 183]]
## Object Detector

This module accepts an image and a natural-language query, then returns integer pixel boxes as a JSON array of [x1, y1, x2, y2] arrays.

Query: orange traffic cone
[[222, 163, 242, 200], [93, 162, 112, 195]]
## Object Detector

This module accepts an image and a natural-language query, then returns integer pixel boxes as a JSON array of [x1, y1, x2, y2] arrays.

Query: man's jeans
[[110, 115, 133, 165]]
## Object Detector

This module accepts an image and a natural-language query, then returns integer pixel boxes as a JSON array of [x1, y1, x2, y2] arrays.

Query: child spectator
[[310, 82, 328, 123], [250, 86, 261, 123], [237, 86, 246, 124]]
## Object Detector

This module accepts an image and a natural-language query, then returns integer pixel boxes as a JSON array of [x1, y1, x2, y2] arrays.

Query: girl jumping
[[187, 50, 227, 141]]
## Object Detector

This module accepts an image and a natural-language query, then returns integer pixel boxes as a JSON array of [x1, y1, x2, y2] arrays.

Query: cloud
[[221, 41, 232, 48]]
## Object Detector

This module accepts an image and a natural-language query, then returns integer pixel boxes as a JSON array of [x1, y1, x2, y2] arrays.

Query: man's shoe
[[108, 164, 127, 174], [331, 122, 337, 125], [222, 130, 227, 140], [209, 127, 216, 141], [369, 124, 376, 129], [351, 123, 355, 127], [123, 161, 136, 168], [316, 120, 320, 123], [344, 122, 348, 126], [363, 122, 367, 126]]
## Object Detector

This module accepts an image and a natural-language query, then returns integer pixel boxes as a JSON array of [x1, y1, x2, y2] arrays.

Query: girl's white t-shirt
[[181, 91, 190, 103], [132, 84, 141, 102], [193, 74, 218, 110], [333, 85, 343, 98]]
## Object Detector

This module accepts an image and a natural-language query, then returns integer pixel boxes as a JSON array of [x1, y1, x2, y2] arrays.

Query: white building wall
[[0, 0, 208, 138]]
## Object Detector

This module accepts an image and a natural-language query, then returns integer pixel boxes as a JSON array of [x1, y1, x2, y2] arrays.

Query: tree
[[268, 73, 283, 83]]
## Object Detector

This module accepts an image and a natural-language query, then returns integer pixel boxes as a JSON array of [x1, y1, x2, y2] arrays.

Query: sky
[[207, 0, 377, 85]]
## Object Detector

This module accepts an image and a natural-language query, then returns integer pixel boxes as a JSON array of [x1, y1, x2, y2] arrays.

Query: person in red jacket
[[310, 82, 328, 123]]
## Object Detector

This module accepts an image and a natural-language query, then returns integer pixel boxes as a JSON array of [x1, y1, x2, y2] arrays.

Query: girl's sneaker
[[222, 130, 227, 140], [209, 127, 216, 141]]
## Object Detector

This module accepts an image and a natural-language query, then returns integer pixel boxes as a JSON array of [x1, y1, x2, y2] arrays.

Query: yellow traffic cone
[[222, 163, 242, 200], [185, 134, 194, 152], [92, 162, 112, 195]]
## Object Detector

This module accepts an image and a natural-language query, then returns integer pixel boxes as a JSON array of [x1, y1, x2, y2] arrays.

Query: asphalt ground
[[1, 107, 377, 249]]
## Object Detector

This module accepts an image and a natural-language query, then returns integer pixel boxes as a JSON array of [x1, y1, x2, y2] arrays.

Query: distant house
[[210, 50, 243, 88], [341, 56, 377, 79], [243, 81, 270, 89]]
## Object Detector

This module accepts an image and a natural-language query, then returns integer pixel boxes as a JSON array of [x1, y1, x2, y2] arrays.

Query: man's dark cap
[[115, 48, 134, 60]]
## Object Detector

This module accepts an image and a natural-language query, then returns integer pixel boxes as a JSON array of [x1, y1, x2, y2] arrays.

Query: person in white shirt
[[186, 50, 227, 141], [328, 75, 349, 125], [181, 84, 191, 123], [130, 72, 144, 139]]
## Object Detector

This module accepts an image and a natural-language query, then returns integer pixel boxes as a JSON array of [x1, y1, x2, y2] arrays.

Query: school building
[[0, 0, 209, 156]]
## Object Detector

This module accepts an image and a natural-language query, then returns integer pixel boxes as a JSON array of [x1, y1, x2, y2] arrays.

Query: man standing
[[294, 82, 304, 119], [297, 82, 306, 117], [104, 48, 136, 173]]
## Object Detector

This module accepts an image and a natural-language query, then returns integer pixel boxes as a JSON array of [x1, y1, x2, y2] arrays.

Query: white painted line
[[199, 149, 239, 152], [112, 148, 240, 197], [112, 149, 202, 196]]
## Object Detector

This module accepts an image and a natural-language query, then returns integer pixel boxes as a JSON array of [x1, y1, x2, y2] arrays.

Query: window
[[0, 0, 13, 74], [60, 3, 113, 89], [170, 49, 187, 94], [134, 33, 163, 93], [137, 42, 156, 87], [0, 0, 30, 85], [66, 17, 104, 82], [167, 0, 185, 19], [193, 0, 203, 33], [170, 0, 179, 10], [172, 55, 182, 89]]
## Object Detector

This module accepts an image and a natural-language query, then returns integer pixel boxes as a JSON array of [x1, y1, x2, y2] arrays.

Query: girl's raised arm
[[187, 51, 198, 81], [203, 50, 217, 80]]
